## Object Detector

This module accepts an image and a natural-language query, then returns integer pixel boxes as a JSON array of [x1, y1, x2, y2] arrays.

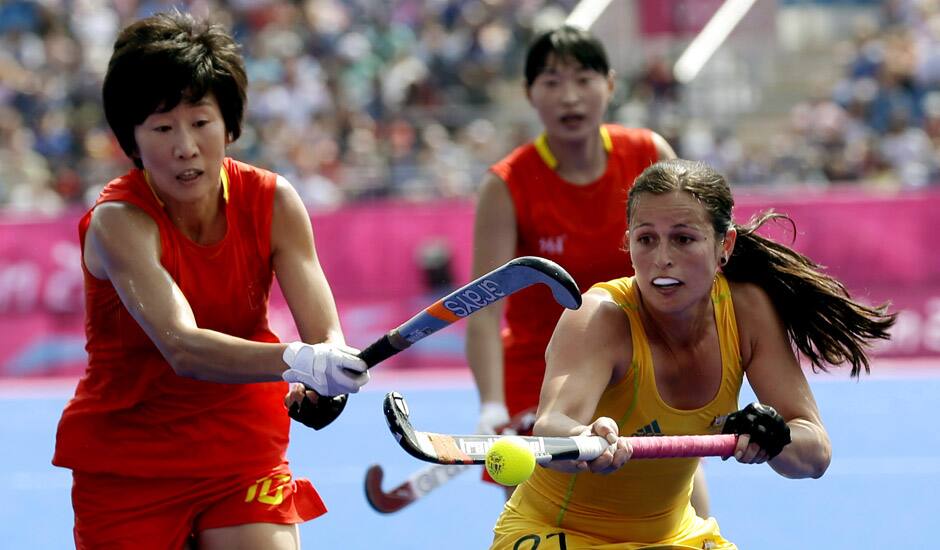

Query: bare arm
[[651, 131, 677, 161], [534, 288, 633, 473], [733, 282, 832, 479], [84, 202, 289, 382], [465, 173, 517, 407], [271, 176, 346, 346]]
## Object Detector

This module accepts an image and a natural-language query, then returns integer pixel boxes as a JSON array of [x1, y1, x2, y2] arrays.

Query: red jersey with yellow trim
[[489, 125, 657, 411], [54, 158, 289, 478]]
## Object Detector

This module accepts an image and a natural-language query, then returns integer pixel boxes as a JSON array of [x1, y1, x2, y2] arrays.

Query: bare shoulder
[[578, 287, 630, 328], [471, 172, 515, 263], [551, 288, 631, 357], [271, 175, 313, 258], [728, 280, 784, 362], [477, 171, 510, 203], [84, 201, 160, 278], [88, 201, 154, 231], [728, 280, 777, 319], [272, 174, 304, 212], [548, 286, 633, 385], [651, 131, 677, 160], [86, 201, 159, 248], [270, 175, 313, 240]]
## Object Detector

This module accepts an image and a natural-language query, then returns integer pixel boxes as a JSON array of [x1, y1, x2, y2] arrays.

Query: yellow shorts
[[491, 507, 736, 550]]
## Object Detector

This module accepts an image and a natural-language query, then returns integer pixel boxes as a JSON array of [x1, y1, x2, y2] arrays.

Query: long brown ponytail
[[628, 160, 896, 377]]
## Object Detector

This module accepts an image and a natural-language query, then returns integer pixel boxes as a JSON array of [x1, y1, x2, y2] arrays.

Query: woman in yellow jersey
[[490, 159, 896, 549]]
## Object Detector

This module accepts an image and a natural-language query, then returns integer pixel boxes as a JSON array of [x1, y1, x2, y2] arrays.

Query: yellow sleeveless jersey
[[492, 275, 743, 548]]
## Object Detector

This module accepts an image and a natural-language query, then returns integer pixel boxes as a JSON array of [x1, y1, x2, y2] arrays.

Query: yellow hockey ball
[[485, 436, 536, 486]]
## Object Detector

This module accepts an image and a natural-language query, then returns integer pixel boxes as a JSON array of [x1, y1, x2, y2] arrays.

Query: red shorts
[[71, 463, 326, 549]]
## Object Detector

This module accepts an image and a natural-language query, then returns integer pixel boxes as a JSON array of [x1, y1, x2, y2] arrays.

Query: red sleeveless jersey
[[54, 158, 289, 478], [489, 125, 657, 406]]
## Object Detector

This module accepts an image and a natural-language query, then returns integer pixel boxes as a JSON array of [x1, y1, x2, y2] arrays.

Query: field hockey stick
[[384, 392, 738, 465], [364, 408, 536, 513], [289, 256, 581, 430]]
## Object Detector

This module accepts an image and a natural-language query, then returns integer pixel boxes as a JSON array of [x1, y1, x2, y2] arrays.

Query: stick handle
[[357, 333, 403, 368], [628, 434, 737, 459], [555, 434, 737, 463]]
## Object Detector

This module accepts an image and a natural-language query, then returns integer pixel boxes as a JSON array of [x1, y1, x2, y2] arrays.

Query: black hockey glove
[[721, 402, 791, 459]]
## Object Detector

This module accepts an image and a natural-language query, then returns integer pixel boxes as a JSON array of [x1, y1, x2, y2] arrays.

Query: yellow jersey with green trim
[[492, 274, 743, 547]]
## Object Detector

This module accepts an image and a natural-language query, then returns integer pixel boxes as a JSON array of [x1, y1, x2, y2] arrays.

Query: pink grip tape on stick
[[627, 434, 738, 459]]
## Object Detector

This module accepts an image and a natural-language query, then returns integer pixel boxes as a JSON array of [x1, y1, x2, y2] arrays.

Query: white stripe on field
[[1, 357, 938, 399]]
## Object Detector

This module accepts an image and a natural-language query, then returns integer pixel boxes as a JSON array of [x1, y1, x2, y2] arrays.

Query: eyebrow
[[540, 62, 588, 75], [633, 222, 700, 230]]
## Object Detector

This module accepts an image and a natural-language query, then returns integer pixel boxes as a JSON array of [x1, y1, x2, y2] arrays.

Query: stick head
[[384, 391, 436, 462], [364, 464, 413, 514], [507, 256, 581, 310]]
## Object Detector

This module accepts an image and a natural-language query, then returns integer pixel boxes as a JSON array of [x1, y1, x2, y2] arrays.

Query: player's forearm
[[159, 327, 289, 383], [769, 418, 831, 479], [465, 315, 505, 404], [297, 325, 346, 348], [532, 411, 587, 438]]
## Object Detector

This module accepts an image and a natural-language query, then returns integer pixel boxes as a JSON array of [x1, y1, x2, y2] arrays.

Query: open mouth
[[651, 277, 682, 289], [176, 169, 203, 182], [559, 114, 585, 125]]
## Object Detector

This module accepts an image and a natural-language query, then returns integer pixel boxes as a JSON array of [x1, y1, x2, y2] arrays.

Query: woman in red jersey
[[463, 24, 717, 513], [53, 12, 368, 549]]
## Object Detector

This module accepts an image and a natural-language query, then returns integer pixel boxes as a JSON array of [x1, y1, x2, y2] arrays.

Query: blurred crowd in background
[[774, 0, 940, 189], [1, 0, 939, 216]]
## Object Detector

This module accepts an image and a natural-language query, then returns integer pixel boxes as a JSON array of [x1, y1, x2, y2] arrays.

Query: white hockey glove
[[281, 342, 370, 397], [476, 401, 510, 434]]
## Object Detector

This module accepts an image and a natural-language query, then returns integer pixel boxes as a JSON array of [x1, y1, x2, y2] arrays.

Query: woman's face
[[628, 191, 731, 314], [526, 55, 613, 142], [133, 93, 228, 207]]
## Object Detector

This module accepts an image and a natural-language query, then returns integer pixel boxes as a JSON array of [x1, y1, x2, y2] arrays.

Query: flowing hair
[[627, 159, 896, 377]]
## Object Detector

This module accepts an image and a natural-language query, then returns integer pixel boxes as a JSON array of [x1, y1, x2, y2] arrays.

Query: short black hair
[[524, 25, 610, 87], [102, 11, 247, 168]]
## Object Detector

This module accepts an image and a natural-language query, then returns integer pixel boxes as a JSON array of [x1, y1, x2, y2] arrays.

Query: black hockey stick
[[383, 392, 738, 465]]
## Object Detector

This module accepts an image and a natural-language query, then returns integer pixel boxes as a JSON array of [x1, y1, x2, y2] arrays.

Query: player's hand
[[476, 402, 510, 434], [281, 342, 370, 397], [586, 417, 632, 474], [546, 417, 632, 474], [284, 383, 314, 408], [721, 402, 791, 462]]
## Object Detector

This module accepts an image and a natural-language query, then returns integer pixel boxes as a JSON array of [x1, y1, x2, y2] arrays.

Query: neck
[[546, 130, 607, 184], [636, 290, 714, 349], [164, 185, 226, 244]]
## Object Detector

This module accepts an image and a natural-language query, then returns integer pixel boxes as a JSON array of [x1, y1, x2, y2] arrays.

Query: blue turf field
[[1, 372, 936, 549]]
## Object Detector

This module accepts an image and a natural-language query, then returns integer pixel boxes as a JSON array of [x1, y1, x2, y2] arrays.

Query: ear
[[606, 69, 616, 93], [524, 79, 533, 103], [720, 227, 737, 264]]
